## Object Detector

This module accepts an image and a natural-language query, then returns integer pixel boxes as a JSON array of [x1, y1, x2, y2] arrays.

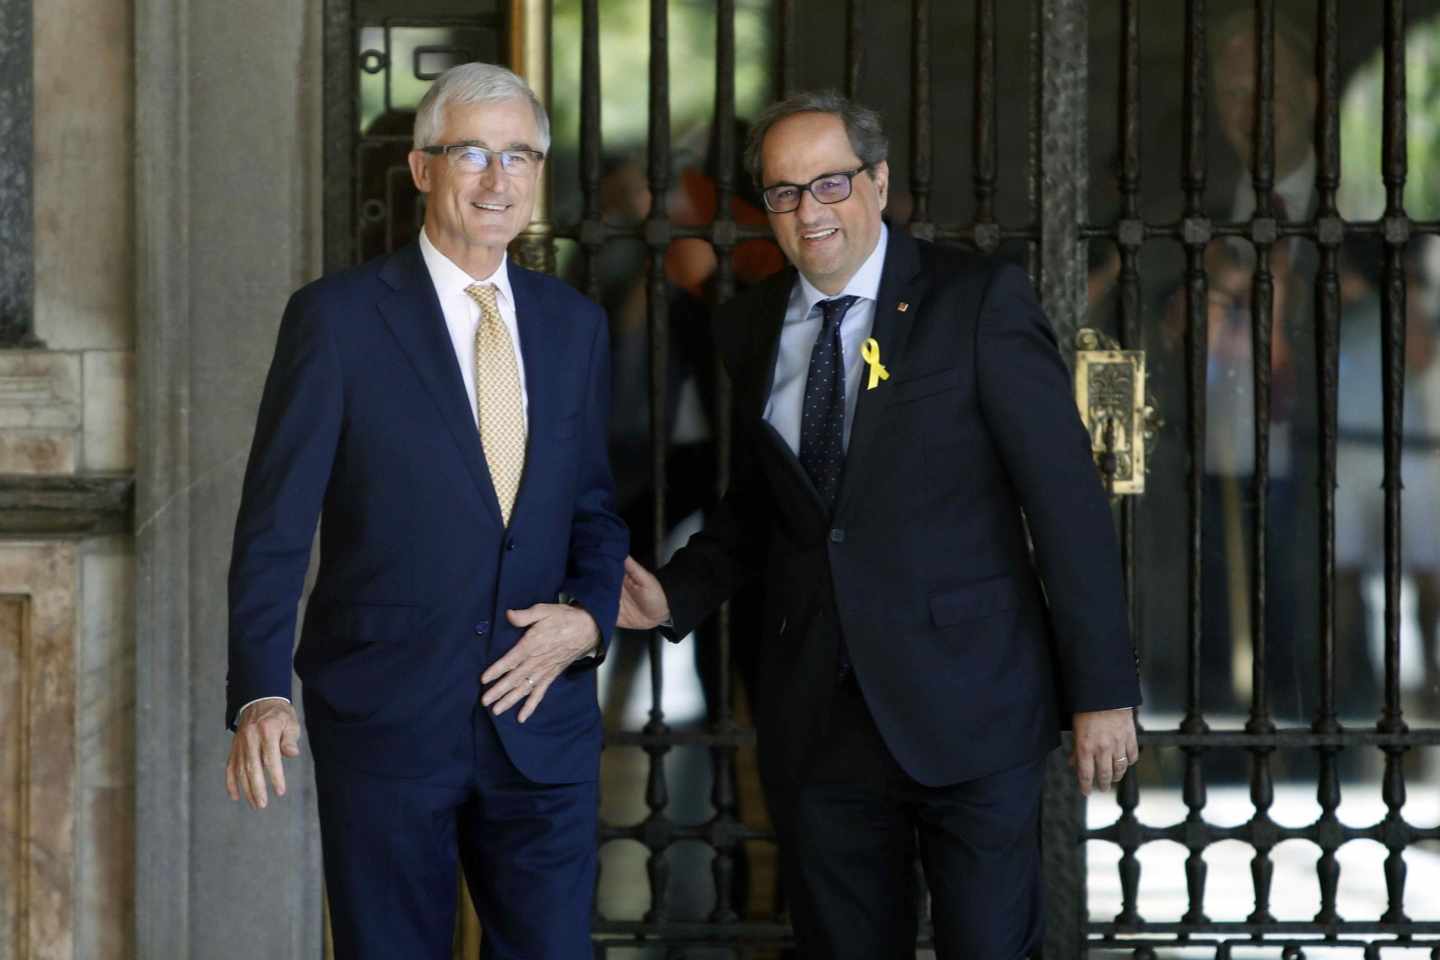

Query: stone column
[[135, 0, 326, 956]]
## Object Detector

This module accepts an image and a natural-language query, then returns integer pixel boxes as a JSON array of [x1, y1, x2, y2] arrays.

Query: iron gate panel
[[320, 1, 1440, 956]]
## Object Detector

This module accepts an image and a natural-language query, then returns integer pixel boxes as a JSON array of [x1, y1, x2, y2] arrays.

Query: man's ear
[[871, 160, 890, 211], [408, 150, 432, 194]]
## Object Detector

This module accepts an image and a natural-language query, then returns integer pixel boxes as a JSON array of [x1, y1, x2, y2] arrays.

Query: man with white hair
[[224, 62, 627, 958]]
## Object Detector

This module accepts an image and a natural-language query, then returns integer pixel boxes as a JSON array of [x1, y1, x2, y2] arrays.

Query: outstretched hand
[[618, 556, 671, 630]]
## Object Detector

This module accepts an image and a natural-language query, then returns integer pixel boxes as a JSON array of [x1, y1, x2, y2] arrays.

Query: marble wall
[[2, 0, 138, 955], [30, 0, 136, 471], [0, 539, 131, 960], [75, 537, 134, 960], [0, 543, 78, 960]]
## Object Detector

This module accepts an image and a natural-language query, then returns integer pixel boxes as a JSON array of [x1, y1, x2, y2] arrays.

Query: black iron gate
[[322, 1, 1440, 956], [1079, 2, 1440, 957]]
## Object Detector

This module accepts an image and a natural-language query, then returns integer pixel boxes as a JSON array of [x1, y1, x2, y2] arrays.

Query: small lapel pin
[[897, 301, 909, 313], [861, 338, 891, 390]]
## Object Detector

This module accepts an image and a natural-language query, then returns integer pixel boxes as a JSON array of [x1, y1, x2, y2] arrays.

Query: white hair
[[412, 62, 551, 153]]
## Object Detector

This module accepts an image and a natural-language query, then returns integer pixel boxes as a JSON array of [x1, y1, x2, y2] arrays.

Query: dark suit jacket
[[226, 243, 628, 784], [658, 227, 1140, 788]]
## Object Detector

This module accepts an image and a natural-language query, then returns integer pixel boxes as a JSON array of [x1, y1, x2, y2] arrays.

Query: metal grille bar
[[971, 0, 996, 250], [1112, 0, 1144, 925], [579, 0, 602, 304], [708, 0, 742, 927], [845, 0, 864, 99], [1378, 1, 1414, 929], [1179, 0, 1215, 934], [640, 0, 674, 928], [776, 0, 796, 99], [1245, 2, 1281, 925], [553, 219, 1048, 246]]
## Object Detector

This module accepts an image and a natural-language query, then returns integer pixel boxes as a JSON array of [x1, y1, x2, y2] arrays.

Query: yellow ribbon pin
[[861, 338, 890, 390]]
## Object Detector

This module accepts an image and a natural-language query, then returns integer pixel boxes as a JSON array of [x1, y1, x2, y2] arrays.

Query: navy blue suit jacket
[[226, 243, 627, 784], [658, 228, 1141, 789]]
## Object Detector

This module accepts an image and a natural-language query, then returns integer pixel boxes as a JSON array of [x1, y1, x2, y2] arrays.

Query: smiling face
[[759, 111, 888, 296], [408, 97, 543, 278]]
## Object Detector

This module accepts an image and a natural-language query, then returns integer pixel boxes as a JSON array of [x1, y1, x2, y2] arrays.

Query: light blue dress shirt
[[764, 225, 889, 454]]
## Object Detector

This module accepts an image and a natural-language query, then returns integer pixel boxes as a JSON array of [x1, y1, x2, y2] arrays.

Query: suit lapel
[[507, 263, 551, 524], [752, 269, 796, 418], [377, 244, 505, 526], [832, 226, 928, 522], [745, 269, 829, 511]]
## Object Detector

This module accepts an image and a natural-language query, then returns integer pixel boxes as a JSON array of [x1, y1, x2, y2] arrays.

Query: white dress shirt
[[764, 224, 889, 454], [233, 230, 535, 725], [419, 227, 530, 428]]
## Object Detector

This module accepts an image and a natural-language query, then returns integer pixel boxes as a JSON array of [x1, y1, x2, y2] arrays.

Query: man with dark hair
[[225, 62, 627, 958], [621, 90, 1141, 959]]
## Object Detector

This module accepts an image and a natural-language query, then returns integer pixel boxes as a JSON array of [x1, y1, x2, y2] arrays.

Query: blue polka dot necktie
[[798, 295, 859, 514]]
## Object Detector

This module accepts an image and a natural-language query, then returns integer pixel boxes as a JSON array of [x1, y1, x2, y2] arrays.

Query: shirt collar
[[1275, 150, 1316, 216], [418, 226, 515, 310], [791, 223, 889, 323], [1233, 149, 1316, 219]]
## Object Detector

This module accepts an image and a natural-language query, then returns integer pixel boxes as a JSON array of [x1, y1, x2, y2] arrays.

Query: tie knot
[[466, 282, 500, 315], [818, 295, 859, 334]]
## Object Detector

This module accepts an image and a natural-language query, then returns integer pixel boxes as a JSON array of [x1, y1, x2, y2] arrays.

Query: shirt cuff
[[234, 696, 291, 727]]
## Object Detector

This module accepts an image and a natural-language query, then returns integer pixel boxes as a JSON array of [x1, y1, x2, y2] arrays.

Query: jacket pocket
[[929, 576, 1019, 626], [892, 367, 961, 403], [328, 603, 421, 645]]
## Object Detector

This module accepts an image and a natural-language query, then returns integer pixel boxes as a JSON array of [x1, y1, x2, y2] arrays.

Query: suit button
[[506, 538, 517, 551], [474, 621, 490, 636], [829, 528, 845, 544]]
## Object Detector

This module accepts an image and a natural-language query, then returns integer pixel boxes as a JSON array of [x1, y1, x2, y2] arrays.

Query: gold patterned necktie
[[465, 282, 527, 526]]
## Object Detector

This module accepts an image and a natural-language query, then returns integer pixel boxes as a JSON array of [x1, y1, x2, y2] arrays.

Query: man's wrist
[[562, 598, 602, 658], [582, 613, 601, 657], [234, 696, 291, 729]]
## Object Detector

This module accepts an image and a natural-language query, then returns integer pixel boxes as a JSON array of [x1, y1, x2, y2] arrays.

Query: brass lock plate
[[1074, 329, 1149, 495]]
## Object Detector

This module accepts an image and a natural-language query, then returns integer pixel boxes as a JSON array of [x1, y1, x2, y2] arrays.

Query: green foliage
[[1339, 12, 1440, 220], [550, 0, 774, 157]]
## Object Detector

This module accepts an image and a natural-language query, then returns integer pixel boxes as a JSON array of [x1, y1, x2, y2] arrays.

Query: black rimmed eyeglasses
[[761, 164, 872, 213], [420, 143, 546, 176]]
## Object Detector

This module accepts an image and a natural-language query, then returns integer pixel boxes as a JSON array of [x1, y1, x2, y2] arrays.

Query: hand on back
[[618, 556, 670, 630]]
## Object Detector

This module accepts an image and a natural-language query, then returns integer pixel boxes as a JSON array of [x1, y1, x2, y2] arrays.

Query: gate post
[[0, 0, 39, 345], [1036, 0, 1090, 350], [1037, 1, 1090, 958], [1042, 740, 1086, 960]]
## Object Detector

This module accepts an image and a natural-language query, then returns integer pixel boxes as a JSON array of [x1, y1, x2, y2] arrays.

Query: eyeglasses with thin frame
[[420, 142, 546, 176], [761, 164, 872, 214]]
